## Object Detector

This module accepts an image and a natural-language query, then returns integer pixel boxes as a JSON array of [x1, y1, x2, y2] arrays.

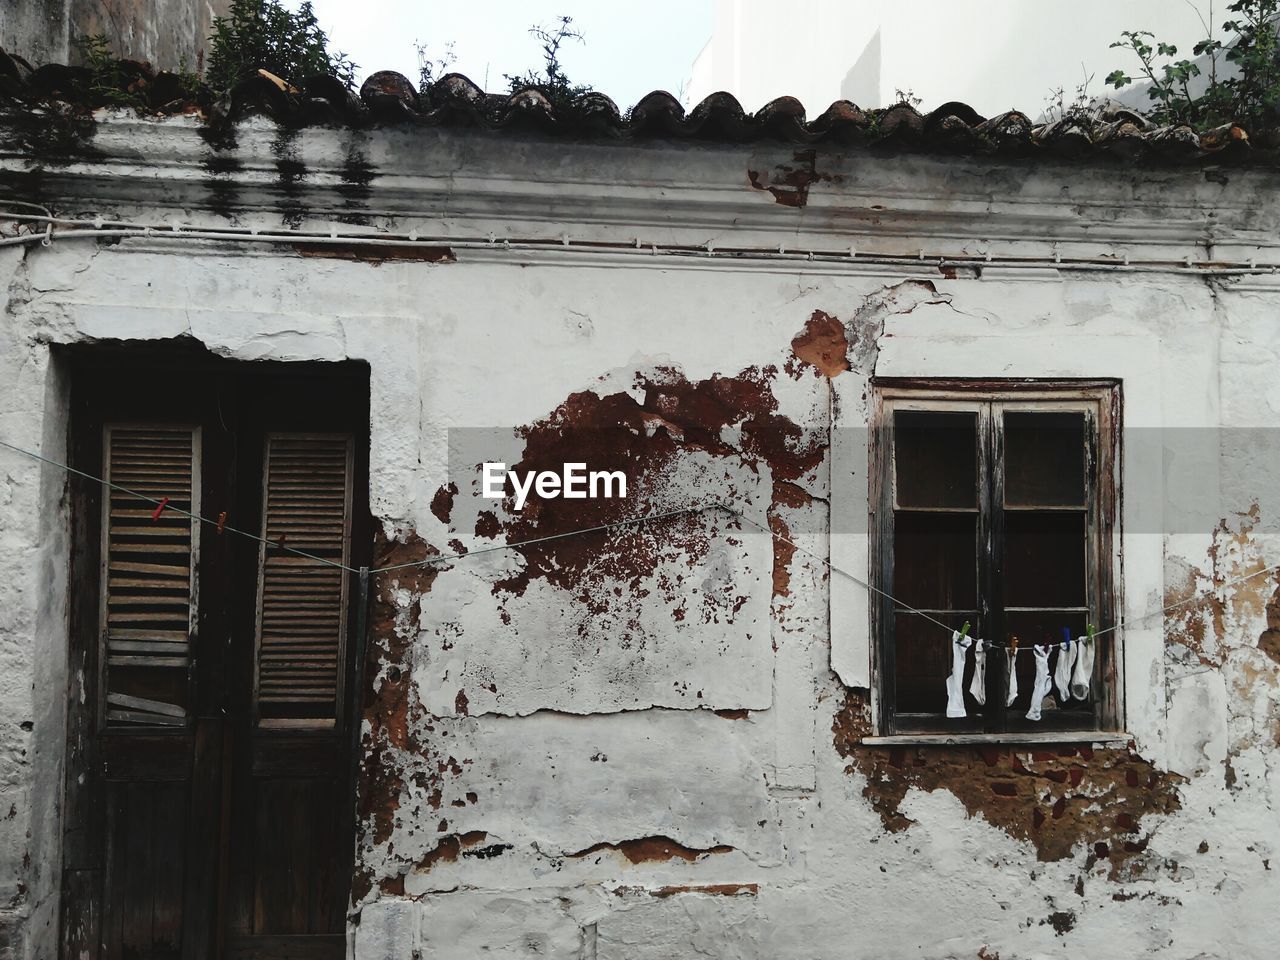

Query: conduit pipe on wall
[[1, 208, 1277, 279]]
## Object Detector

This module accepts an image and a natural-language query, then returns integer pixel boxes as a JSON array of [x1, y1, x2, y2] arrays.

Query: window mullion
[[981, 402, 1008, 734]]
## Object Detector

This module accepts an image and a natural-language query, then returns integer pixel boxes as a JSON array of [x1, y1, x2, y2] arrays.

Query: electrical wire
[[2, 433, 1276, 647], [0, 436, 349, 572]]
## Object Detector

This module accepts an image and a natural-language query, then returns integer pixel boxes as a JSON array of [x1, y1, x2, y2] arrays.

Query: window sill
[[861, 730, 1130, 747]]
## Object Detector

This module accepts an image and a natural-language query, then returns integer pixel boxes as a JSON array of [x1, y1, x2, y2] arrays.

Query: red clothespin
[[150, 497, 170, 522], [216, 511, 228, 535], [275, 533, 288, 552], [1009, 634, 1020, 656]]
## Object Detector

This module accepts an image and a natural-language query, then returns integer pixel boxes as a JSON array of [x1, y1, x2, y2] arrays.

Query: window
[[872, 380, 1120, 736]]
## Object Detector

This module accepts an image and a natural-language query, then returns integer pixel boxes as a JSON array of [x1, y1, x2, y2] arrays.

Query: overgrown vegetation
[[1106, 0, 1280, 127], [503, 16, 592, 109], [1043, 69, 1097, 124], [73, 34, 145, 106], [416, 40, 457, 94], [206, 0, 356, 92]]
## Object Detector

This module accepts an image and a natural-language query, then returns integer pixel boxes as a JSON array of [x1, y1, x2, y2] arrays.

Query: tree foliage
[[206, 0, 356, 92], [1106, 0, 1280, 127]]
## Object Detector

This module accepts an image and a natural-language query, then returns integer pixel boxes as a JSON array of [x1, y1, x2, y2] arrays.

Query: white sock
[[1005, 647, 1019, 706], [969, 639, 986, 705], [1054, 641, 1076, 701], [1071, 637, 1095, 700], [946, 631, 972, 718], [1026, 645, 1053, 721]]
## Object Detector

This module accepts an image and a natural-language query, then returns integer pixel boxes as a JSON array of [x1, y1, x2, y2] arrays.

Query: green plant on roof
[[73, 34, 147, 108], [207, 0, 357, 93], [416, 39, 457, 95], [1106, 0, 1280, 128], [503, 15, 593, 110]]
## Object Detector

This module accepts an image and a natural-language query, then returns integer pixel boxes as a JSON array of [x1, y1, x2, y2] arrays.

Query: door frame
[[58, 341, 372, 960]]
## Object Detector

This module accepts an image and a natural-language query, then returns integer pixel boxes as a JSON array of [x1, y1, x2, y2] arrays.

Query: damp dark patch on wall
[[336, 145, 377, 224], [271, 129, 306, 229], [0, 102, 100, 168], [201, 151, 241, 221], [831, 689, 1184, 865]]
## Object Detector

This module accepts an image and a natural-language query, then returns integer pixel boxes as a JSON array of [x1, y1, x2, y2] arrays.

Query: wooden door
[[60, 350, 369, 960]]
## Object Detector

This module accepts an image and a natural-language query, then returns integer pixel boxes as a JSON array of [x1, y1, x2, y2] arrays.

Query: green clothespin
[[958, 620, 971, 641], [1086, 623, 1096, 646]]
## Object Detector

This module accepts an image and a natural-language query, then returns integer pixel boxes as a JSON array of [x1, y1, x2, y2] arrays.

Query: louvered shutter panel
[[100, 425, 199, 726], [254, 434, 353, 727]]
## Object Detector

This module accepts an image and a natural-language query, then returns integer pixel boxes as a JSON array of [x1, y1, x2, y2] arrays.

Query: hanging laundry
[[946, 631, 973, 718], [969, 639, 987, 705], [1071, 636, 1095, 700], [1054, 636, 1077, 702], [1005, 644, 1019, 706], [1026, 645, 1053, 721]]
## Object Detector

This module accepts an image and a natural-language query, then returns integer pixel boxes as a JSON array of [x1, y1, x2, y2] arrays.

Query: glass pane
[[894, 410, 977, 509], [894, 511, 977, 609], [894, 611, 978, 715], [1003, 610, 1094, 722], [1004, 511, 1086, 608], [1004, 411, 1086, 507]]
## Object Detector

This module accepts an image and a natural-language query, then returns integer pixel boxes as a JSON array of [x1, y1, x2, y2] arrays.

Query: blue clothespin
[[1061, 627, 1071, 650]]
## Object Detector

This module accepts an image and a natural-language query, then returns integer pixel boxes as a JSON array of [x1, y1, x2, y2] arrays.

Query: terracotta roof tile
[[0, 47, 1273, 166]]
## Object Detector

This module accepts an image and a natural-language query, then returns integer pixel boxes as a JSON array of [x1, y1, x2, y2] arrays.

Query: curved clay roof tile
[[754, 96, 812, 141], [684, 90, 753, 140], [626, 90, 686, 137]]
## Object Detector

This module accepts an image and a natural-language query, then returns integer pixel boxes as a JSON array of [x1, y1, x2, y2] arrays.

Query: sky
[[295, 1, 1224, 116], [299, 0, 712, 109]]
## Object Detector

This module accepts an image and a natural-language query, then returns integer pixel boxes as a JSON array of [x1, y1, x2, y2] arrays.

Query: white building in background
[[687, 0, 1212, 116]]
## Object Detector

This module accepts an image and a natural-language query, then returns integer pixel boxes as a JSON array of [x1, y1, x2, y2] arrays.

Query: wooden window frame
[[870, 378, 1122, 737]]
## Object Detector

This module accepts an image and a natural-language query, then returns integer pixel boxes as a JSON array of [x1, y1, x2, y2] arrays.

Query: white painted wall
[[1, 115, 1280, 959]]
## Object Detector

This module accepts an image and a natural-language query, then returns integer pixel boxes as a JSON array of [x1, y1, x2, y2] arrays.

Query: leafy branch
[[1106, 1, 1280, 127], [206, 0, 356, 93]]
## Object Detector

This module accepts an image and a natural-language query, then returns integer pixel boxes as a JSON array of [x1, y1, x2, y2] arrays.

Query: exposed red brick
[[568, 836, 734, 864], [831, 689, 1184, 863], [789, 310, 850, 378]]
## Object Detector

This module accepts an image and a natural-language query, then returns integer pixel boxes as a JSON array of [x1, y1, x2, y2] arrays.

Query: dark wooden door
[[60, 349, 369, 960]]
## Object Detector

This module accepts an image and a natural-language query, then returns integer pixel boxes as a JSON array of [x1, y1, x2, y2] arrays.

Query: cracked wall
[[2, 131, 1280, 959]]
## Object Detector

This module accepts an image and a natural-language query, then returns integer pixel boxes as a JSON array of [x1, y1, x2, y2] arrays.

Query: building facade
[[2, 67, 1280, 959]]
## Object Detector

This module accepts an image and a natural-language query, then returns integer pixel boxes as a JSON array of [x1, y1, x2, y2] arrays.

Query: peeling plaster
[[5, 121, 1280, 958]]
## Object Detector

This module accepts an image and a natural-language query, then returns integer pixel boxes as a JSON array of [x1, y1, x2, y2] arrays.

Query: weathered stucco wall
[[2, 115, 1280, 958], [0, 0, 230, 71]]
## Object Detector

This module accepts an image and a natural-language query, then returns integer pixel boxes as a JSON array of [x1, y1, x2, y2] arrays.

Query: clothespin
[[216, 511, 227, 535], [1010, 634, 1020, 656], [958, 620, 971, 642], [1061, 627, 1072, 650], [1086, 623, 1096, 646], [150, 497, 170, 522], [275, 533, 288, 552]]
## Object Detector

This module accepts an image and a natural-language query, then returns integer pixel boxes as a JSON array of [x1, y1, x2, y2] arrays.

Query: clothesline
[[1, 434, 1277, 648]]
